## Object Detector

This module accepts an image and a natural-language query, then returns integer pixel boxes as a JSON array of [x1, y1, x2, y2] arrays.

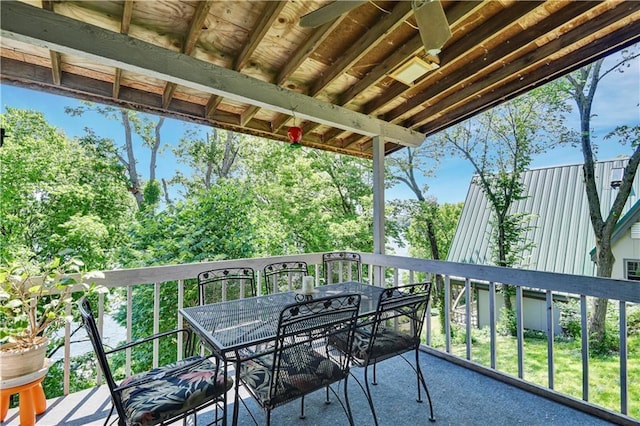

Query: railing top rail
[[45, 252, 639, 303], [361, 253, 640, 304]]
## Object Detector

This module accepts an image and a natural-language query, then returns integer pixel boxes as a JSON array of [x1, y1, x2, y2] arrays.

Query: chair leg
[[300, 395, 305, 419], [415, 349, 435, 422], [325, 385, 331, 404], [103, 405, 114, 426], [266, 409, 271, 426], [343, 376, 354, 426], [363, 365, 379, 426], [372, 361, 378, 385]]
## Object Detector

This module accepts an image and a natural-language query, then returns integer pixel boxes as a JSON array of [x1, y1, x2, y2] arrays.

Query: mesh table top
[[180, 282, 384, 359]]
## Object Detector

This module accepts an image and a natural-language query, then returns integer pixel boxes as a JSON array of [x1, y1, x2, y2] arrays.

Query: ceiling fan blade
[[299, 1, 368, 28], [412, 0, 452, 55]]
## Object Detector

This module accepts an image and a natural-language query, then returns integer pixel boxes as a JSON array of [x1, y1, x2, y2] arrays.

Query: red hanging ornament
[[288, 126, 303, 143]]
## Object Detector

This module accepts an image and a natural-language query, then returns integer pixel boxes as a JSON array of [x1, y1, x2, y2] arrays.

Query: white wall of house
[[612, 222, 640, 280], [477, 289, 562, 334]]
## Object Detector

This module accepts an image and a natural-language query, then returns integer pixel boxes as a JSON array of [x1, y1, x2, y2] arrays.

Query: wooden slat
[[365, 1, 544, 116], [384, 1, 593, 123], [162, 1, 213, 109], [234, 1, 286, 71], [49, 50, 61, 85], [113, 0, 133, 99], [240, 105, 260, 127], [277, 18, 343, 85], [339, 0, 482, 107], [311, 1, 413, 96], [415, 9, 640, 134]]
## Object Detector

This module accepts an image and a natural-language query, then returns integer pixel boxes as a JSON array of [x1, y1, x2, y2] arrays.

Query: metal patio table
[[180, 281, 385, 425]]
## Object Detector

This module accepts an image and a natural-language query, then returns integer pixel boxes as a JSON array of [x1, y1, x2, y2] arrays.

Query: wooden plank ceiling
[[1, 0, 639, 158]]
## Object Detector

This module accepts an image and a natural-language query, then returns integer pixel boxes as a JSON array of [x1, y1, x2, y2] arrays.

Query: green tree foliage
[[65, 103, 166, 209], [243, 142, 375, 255], [172, 128, 249, 196], [112, 181, 260, 368], [0, 108, 135, 268], [404, 200, 462, 260]]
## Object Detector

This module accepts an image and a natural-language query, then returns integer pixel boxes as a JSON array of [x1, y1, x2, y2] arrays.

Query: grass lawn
[[427, 317, 640, 419]]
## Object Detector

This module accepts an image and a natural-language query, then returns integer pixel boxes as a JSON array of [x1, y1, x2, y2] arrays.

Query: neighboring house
[[446, 158, 640, 332]]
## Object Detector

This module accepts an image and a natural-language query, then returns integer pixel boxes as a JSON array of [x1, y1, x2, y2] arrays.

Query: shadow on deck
[[2, 351, 614, 426]]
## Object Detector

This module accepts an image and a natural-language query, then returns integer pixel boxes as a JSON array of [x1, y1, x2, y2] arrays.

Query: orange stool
[[0, 363, 49, 426]]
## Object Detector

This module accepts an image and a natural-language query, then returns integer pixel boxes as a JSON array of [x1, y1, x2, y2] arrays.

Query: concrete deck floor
[[1, 351, 617, 426]]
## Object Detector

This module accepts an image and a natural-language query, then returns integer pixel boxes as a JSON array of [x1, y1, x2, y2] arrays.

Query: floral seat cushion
[[240, 346, 345, 409], [331, 326, 416, 363], [118, 356, 231, 426]]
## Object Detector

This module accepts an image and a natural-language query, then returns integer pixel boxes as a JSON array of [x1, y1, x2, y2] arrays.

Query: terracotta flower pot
[[0, 337, 48, 380]]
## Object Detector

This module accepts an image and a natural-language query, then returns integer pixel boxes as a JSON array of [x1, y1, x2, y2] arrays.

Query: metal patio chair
[[331, 282, 435, 425], [239, 293, 361, 425], [197, 267, 257, 304], [263, 261, 308, 294], [323, 251, 362, 284], [78, 297, 232, 426]]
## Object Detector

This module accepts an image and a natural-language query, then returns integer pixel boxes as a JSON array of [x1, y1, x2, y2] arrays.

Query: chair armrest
[[104, 328, 194, 356]]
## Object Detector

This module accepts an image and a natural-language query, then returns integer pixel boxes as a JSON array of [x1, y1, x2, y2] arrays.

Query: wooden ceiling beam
[[339, 1, 482, 107], [386, 1, 594, 123], [365, 0, 544, 116], [0, 51, 366, 159], [235, 1, 286, 72], [0, 3, 424, 145], [113, 0, 133, 99], [163, 1, 213, 109], [277, 18, 342, 86], [414, 7, 640, 134], [268, 15, 346, 135], [240, 105, 260, 127], [41, 1, 61, 85], [49, 51, 61, 85], [205, 95, 223, 118], [310, 1, 413, 96]]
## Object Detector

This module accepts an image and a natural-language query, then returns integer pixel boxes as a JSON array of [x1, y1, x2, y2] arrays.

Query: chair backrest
[[323, 251, 361, 284], [367, 282, 431, 362], [268, 294, 361, 407], [78, 297, 127, 422], [197, 267, 256, 304], [263, 261, 308, 294]]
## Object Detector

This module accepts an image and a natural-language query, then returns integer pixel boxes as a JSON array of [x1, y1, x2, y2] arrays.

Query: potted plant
[[0, 257, 105, 380]]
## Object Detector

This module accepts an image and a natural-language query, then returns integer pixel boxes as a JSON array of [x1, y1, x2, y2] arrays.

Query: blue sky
[[1, 51, 638, 204]]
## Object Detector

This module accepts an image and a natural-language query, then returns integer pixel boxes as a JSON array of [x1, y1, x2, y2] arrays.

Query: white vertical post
[[153, 282, 160, 368], [178, 279, 184, 360], [372, 135, 385, 286]]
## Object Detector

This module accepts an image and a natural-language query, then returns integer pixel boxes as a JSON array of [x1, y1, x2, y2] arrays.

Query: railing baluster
[[580, 295, 589, 401], [153, 282, 160, 368], [177, 279, 184, 361], [516, 285, 524, 379], [619, 300, 628, 415], [126, 285, 133, 377], [64, 303, 71, 395], [465, 277, 471, 360], [489, 281, 497, 370], [444, 275, 451, 353], [546, 290, 554, 389], [97, 292, 105, 386]]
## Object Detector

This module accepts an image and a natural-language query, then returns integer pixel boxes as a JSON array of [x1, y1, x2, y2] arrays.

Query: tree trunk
[[121, 110, 144, 208]]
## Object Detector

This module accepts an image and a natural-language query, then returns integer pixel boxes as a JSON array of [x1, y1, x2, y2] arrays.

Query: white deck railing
[[57, 253, 638, 425]]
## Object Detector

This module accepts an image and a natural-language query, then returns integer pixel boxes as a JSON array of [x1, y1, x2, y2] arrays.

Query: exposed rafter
[[1, 0, 638, 158]]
